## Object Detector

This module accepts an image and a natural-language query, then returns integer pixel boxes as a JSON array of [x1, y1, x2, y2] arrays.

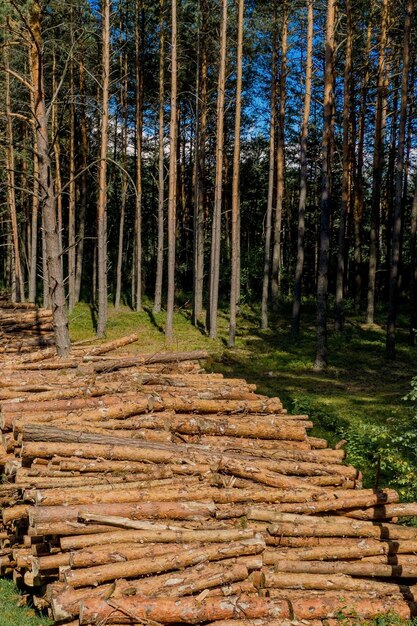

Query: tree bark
[[96, 0, 111, 337], [192, 0, 207, 325], [409, 176, 417, 344], [134, 0, 143, 312], [4, 43, 24, 302], [334, 0, 352, 331], [115, 4, 128, 310], [260, 2, 277, 330], [271, 0, 288, 307], [367, 0, 389, 324], [228, 0, 244, 347], [314, 0, 336, 370], [75, 53, 88, 304], [386, 0, 413, 359], [292, 0, 313, 335], [68, 10, 76, 313], [29, 1, 70, 356], [207, 0, 227, 338], [165, 0, 178, 337], [154, 0, 165, 313]]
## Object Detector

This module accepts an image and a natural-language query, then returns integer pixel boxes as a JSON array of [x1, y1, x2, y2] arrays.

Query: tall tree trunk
[[68, 13, 76, 313], [367, 0, 389, 323], [134, 0, 144, 312], [228, 0, 244, 347], [154, 0, 165, 314], [51, 48, 63, 278], [165, 0, 178, 338], [207, 0, 227, 339], [4, 43, 24, 302], [115, 3, 128, 310], [261, 0, 278, 331], [314, 0, 336, 370], [334, 0, 352, 331], [96, 0, 111, 337], [75, 54, 88, 304], [192, 0, 207, 325], [29, 0, 70, 355], [409, 177, 417, 345], [352, 20, 372, 311], [271, 0, 288, 308], [292, 0, 313, 335], [29, 129, 39, 303], [386, 0, 413, 359]]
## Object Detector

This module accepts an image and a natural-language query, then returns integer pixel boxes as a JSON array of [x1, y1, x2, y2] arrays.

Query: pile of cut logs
[[0, 301, 55, 354], [1, 315, 417, 624]]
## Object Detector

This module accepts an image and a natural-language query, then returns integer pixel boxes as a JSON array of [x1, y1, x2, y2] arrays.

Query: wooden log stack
[[1, 316, 417, 624], [0, 301, 55, 353]]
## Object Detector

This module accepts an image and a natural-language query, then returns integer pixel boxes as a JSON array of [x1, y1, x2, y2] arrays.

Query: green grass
[[2, 298, 417, 625], [0, 580, 51, 626]]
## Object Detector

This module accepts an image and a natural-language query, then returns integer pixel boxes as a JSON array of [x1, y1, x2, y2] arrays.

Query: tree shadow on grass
[[89, 303, 97, 332], [143, 307, 164, 333]]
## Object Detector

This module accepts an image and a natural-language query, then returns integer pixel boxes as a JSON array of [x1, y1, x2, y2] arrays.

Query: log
[[91, 350, 210, 373], [256, 571, 417, 595], [81, 334, 139, 356], [79, 594, 289, 624], [21, 417, 306, 442], [30, 501, 216, 525], [342, 502, 417, 520], [252, 490, 399, 515], [112, 557, 260, 598], [65, 535, 265, 587], [264, 559, 417, 578]]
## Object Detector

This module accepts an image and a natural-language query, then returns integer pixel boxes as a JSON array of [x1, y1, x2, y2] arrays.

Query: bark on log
[[264, 558, 417, 578], [92, 350, 209, 372], [79, 594, 289, 624]]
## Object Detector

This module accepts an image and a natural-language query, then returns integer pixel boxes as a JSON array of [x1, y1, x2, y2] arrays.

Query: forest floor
[[2, 298, 417, 625]]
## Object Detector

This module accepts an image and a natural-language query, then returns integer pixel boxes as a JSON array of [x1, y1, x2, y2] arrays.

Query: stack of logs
[[0, 301, 55, 354], [1, 322, 417, 624]]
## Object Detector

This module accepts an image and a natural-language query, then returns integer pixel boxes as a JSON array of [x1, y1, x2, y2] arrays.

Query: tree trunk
[[228, 0, 244, 347], [75, 54, 88, 304], [386, 0, 413, 359], [28, 140, 39, 303], [165, 0, 178, 337], [334, 0, 352, 331], [50, 48, 63, 288], [409, 176, 417, 344], [314, 0, 336, 370], [134, 0, 143, 312], [96, 0, 111, 337], [154, 0, 165, 314], [207, 0, 227, 339], [4, 43, 24, 302], [192, 0, 207, 325], [115, 5, 128, 310], [291, 0, 313, 335], [29, 1, 70, 356], [261, 2, 278, 330], [352, 20, 372, 312], [271, 0, 288, 308], [367, 0, 389, 323], [68, 11, 76, 313]]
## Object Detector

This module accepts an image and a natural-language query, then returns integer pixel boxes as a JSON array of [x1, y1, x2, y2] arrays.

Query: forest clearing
[[1, 0, 417, 623], [1, 299, 417, 625]]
